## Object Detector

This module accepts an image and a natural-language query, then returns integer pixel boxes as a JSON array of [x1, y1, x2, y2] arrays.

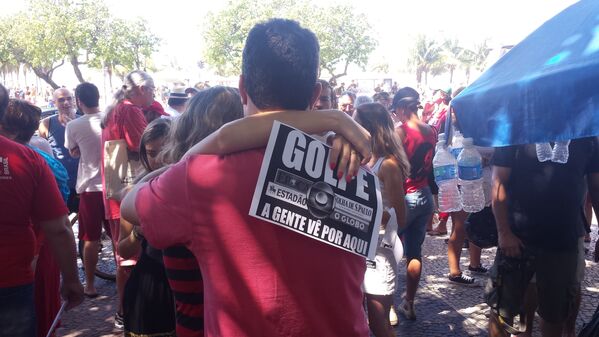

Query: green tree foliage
[[203, 0, 377, 82], [0, 0, 159, 89], [409, 35, 493, 86], [442, 39, 478, 84], [89, 18, 160, 88], [408, 35, 444, 86]]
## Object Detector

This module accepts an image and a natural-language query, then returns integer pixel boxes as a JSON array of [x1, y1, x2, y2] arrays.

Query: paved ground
[[57, 220, 599, 336]]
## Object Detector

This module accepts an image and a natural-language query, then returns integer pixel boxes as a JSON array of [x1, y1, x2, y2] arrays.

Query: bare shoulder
[[417, 121, 434, 136], [38, 116, 51, 136], [380, 157, 402, 177]]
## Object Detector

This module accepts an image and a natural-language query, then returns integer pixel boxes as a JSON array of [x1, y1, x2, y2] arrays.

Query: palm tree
[[472, 39, 492, 73], [408, 35, 444, 86], [442, 39, 472, 84]]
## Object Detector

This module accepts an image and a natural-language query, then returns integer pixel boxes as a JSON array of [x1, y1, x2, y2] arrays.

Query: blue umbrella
[[451, 0, 599, 147]]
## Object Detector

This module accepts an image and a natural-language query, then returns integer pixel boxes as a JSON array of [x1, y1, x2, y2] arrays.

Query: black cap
[[390, 87, 420, 111]]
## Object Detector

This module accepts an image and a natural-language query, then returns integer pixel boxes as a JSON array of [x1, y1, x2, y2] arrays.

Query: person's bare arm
[[38, 215, 84, 310], [380, 158, 407, 230], [492, 165, 523, 257], [182, 109, 371, 164], [38, 117, 50, 139], [120, 166, 169, 227], [118, 217, 142, 259]]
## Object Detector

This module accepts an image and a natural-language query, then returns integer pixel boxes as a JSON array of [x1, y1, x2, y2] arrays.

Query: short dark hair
[[75, 82, 100, 108], [391, 87, 420, 114], [242, 18, 320, 110], [2, 99, 41, 143], [373, 91, 390, 101], [0, 84, 8, 120]]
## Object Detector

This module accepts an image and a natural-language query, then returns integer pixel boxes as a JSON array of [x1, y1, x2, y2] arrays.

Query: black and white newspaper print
[[249, 121, 382, 259]]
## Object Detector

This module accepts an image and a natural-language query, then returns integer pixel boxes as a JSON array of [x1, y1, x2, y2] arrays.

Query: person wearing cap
[[392, 87, 437, 321], [165, 86, 189, 118]]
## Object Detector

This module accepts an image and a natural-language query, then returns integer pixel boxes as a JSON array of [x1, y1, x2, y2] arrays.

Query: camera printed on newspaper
[[250, 122, 382, 259]]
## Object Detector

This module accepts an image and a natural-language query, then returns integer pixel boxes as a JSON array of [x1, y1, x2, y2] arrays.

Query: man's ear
[[238, 75, 248, 105], [309, 81, 322, 110]]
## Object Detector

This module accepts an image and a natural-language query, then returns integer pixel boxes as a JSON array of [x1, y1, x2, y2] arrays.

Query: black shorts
[[485, 239, 585, 324]]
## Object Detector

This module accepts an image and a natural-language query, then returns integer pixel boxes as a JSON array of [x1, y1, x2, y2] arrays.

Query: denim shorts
[[0, 283, 36, 337], [402, 187, 434, 260]]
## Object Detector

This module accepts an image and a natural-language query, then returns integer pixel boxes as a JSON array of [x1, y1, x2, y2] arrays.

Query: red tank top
[[399, 123, 437, 194]]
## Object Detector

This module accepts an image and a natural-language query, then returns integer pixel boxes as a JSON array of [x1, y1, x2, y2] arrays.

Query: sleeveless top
[[399, 123, 437, 194], [47, 115, 79, 189], [370, 157, 390, 209]]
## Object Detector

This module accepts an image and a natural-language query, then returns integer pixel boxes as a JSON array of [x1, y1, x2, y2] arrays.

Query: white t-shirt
[[165, 105, 181, 118], [64, 113, 103, 193]]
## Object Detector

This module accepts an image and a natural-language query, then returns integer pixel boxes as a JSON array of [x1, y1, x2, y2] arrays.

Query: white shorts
[[363, 248, 397, 296]]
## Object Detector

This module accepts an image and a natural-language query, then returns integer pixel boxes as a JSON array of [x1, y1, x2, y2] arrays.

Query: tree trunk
[[328, 72, 347, 84], [32, 67, 60, 89], [449, 68, 454, 84], [424, 71, 429, 86], [108, 67, 113, 91], [70, 55, 85, 83], [465, 67, 471, 85]]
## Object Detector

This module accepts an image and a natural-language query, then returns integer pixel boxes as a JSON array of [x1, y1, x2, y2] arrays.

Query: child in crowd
[[118, 118, 176, 337]]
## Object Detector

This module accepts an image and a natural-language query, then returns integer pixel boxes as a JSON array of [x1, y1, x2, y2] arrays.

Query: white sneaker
[[398, 299, 416, 321], [389, 306, 398, 326]]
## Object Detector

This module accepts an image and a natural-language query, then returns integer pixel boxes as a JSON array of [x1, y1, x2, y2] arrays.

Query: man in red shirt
[[0, 84, 83, 336], [122, 19, 369, 336]]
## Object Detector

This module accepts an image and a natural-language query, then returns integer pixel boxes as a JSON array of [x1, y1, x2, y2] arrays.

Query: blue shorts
[[402, 187, 434, 260], [0, 283, 36, 337]]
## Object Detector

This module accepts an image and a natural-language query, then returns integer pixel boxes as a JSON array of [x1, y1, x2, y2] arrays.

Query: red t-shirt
[[138, 149, 369, 337], [400, 124, 437, 194], [101, 100, 147, 220], [0, 136, 68, 288]]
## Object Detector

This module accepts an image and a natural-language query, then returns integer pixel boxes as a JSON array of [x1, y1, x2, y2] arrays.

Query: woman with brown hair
[[119, 86, 244, 337], [353, 102, 409, 337]]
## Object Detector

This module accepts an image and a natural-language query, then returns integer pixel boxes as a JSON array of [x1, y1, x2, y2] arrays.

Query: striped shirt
[[163, 245, 204, 336]]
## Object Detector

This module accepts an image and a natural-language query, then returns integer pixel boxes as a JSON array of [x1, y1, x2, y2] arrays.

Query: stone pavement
[[57, 221, 599, 336]]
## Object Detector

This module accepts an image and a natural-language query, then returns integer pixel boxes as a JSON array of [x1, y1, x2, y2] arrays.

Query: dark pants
[[0, 283, 36, 337]]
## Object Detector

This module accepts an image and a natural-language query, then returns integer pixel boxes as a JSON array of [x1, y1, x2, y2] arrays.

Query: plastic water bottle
[[457, 138, 485, 213], [552, 140, 571, 164], [535, 143, 552, 162], [450, 130, 464, 158], [433, 134, 462, 212]]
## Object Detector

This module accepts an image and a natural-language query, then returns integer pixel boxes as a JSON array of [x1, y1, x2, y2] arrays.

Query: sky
[[0, 0, 580, 88]]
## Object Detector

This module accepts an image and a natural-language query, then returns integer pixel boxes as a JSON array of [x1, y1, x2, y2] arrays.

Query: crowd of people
[[1, 17, 598, 337]]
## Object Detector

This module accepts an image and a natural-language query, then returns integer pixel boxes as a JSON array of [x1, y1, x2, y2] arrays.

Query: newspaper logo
[[250, 122, 382, 259]]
